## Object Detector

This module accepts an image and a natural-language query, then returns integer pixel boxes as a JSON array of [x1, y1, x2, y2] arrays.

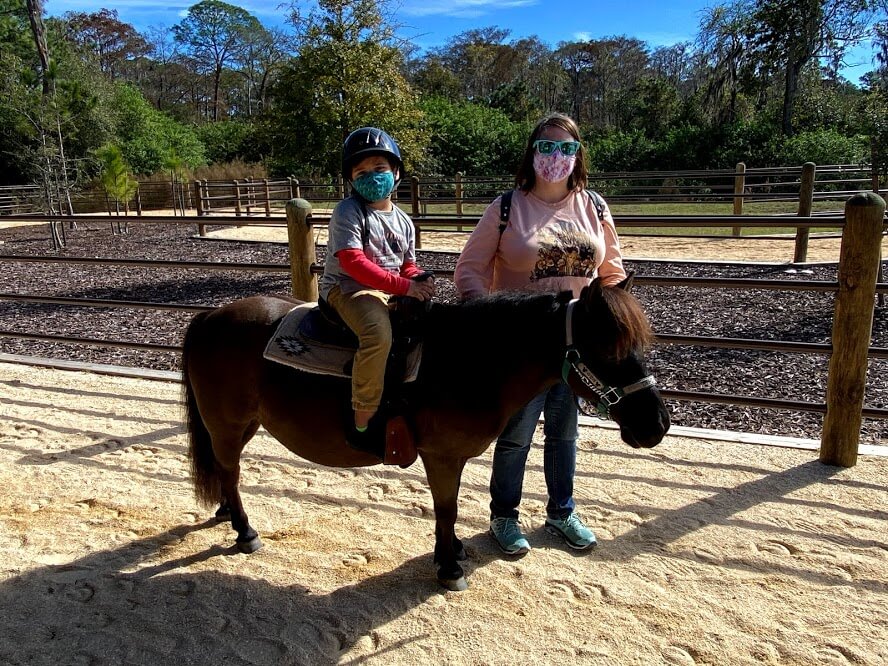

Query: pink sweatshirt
[[454, 189, 626, 299]]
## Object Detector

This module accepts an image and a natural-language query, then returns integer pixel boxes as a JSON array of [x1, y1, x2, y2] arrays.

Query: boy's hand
[[406, 275, 435, 301]]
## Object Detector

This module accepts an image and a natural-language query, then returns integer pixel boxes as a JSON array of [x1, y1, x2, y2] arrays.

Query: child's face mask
[[533, 151, 576, 183], [352, 171, 395, 202]]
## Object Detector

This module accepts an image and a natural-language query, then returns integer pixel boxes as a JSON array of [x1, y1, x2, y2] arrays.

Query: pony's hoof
[[236, 536, 263, 553], [435, 562, 467, 591], [439, 575, 468, 592]]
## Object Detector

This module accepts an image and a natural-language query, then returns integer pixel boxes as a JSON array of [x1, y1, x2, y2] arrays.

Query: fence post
[[732, 162, 745, 236], [411, 176, 420, 218], [194, 181, 204, 217], [794, 162, 816, 262], [264, 178, 271, 216], [455, 172, 464, 231], [135, 185, 143, 216], [820, 192, 886, 467], [873, 141, 886, 307], [285, 198, 318, 301], [234, 180, 242, 217]]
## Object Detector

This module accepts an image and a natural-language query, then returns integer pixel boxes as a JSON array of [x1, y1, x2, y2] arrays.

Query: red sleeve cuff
[[400, 260, 424, 279], [336, 249, 411, 295]]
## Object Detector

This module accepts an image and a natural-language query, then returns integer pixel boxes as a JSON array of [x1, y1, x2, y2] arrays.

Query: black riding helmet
[[341, 127, 404, 182]]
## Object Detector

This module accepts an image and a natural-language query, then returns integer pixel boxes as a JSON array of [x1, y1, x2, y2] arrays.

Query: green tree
[[419, 97, 526, 175], [777, 127, 868, 164], [409, 56, 462, 101], [234, 26, 292, 116], [486, 80, 540, 123], [697, 2, 755, 124], [433, 27, 517, 101], [96, 143, 137, 214], [173, 0, 262, 121], [747, 0, 877, 135], [112, 84, 205, 174], [195, 119, 263, 163], [266, 0, 423, 176]]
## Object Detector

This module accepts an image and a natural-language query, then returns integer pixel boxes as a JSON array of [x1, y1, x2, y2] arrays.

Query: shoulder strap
[[355, 195, 370, 244], [498, 189, 513, 236], [586, 189, 605, 220], [500, 189, 605, 229]]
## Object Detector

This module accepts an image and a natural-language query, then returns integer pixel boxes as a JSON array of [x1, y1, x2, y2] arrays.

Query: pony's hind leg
[[214, 425, 263, 553], [214, 497, 231, 522]]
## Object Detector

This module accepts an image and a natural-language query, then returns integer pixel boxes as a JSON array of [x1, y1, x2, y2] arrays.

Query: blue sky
[[45, 0, 880, 83]]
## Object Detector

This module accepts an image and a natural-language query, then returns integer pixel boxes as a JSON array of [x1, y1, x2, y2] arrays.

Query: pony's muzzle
[[615, 392, 670, 448]]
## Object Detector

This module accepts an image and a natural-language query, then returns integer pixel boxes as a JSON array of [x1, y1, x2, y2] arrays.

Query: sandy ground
[[1, 361, 886, 665], [205, 223, 888, 264]]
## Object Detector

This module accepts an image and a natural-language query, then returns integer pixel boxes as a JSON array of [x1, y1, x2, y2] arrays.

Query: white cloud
[[400, 0, 538, 19], [573, 32, 591, 42], [46, 0, 284, 22]]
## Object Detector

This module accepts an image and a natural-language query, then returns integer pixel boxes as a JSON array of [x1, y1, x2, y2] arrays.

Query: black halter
[[560, 298, 657, 419]]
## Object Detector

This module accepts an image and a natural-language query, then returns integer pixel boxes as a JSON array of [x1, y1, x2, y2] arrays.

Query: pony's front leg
[[422, 453, 469, 591]]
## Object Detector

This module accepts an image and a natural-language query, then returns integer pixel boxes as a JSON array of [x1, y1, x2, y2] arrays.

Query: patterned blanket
[[263, 303, 422, 382]]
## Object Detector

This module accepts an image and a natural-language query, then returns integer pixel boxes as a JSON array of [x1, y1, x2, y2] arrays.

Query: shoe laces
[[493, 517, 523, 539], [564, 512, 586, 532]]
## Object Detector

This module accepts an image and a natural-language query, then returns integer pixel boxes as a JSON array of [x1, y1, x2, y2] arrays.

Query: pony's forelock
[[600, 286, 654, 358]]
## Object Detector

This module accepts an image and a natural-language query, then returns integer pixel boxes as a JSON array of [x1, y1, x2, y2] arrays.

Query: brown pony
[[181, 277, 670, 590]]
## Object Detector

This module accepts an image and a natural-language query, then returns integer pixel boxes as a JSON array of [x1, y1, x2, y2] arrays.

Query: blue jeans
[[489, 382, 579, 521]]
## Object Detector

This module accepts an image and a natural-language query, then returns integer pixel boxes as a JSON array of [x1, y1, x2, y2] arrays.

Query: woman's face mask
[[352, 170, 395, 202], [533, 150, 577, 183]]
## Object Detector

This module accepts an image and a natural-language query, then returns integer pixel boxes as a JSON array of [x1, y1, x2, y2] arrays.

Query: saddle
[[263, 297, 427, 467]]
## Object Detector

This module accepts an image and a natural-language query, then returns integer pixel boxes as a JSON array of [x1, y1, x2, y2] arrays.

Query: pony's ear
[[580, 277, 604, 304], [616, 271, 635, 292]]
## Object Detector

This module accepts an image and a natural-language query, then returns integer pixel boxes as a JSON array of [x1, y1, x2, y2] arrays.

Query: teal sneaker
[[545, 513, 597, 550], [489, 517, 531, 555]]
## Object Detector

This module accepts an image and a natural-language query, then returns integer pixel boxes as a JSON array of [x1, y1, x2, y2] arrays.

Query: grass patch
[[408, 199, 846, 237]]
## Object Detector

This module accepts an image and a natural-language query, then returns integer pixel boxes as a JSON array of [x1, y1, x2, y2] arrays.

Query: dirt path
[[5, 210, 883, 263], [1, 362, 885, 665], [206, 224, 887, 264]]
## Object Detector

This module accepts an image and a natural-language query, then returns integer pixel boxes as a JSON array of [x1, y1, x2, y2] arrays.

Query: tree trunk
[[213, 65, 222, 121], [25, 0, 51, 96], [782, 60, 804, 136]]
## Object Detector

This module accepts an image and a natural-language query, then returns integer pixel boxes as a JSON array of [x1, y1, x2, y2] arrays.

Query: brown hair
[[515, 113, 588, 192]]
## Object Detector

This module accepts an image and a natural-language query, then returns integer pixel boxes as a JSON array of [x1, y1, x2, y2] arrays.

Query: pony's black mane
[[421, 286, 653, 362], [414, 291, 566, 401], [427, 291, 565, 351]]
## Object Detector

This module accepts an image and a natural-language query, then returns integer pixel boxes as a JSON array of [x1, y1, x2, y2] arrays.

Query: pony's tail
[[181, 311, 221, 508]]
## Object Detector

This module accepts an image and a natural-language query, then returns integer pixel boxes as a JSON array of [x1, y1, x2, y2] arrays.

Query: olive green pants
[[325, 285, 391, 412]]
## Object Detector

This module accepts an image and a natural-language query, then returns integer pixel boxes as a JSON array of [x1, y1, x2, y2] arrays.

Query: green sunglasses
[[533, 139, 581, 156]]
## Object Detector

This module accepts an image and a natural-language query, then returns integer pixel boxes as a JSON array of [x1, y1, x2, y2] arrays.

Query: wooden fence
[[0, 193, 885, 466], [187, 163, 883, 221], [0, 184, 41, 214], [3, 163, 883, 223]]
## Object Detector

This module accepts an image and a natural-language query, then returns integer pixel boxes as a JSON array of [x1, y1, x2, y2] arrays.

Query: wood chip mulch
[[1, 219, 885, 445]]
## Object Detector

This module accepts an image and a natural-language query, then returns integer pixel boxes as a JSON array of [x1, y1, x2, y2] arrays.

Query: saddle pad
[[263, 302, 422, 382]]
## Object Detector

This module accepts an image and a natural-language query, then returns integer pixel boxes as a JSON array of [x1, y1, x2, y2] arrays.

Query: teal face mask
[[352, 171, 395, 202]]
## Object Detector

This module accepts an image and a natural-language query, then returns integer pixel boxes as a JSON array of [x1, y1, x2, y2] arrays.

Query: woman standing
[[454, 113, 627, 554]]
